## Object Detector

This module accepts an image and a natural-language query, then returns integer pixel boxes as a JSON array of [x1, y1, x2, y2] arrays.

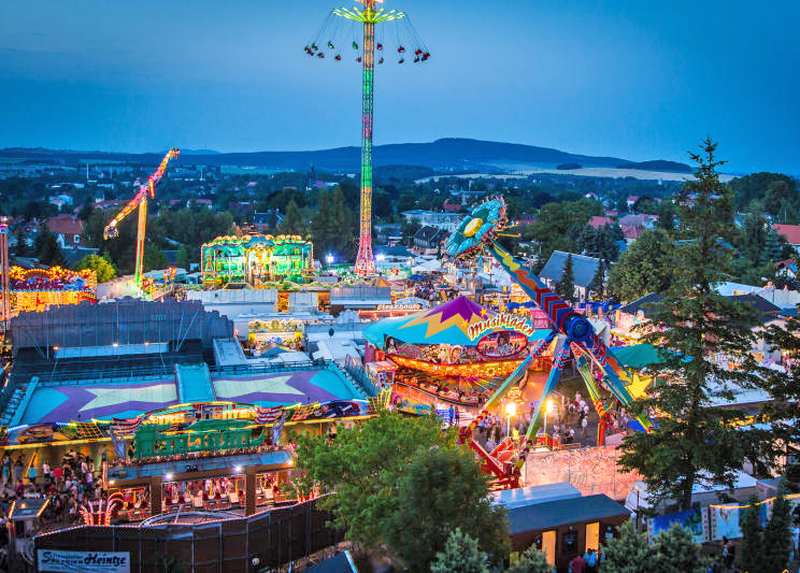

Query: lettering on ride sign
[[467, 313, 535, 340]]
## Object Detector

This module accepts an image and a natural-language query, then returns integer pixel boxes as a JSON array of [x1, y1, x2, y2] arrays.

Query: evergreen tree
[[278, 200, 307, 236], [429, 529, 489, 573], [763, 483, 792, 572], [176, 245, 192, 270], [13, 227, 31, 257], [600, 521, 653, 573], [506, 546, 552, 573], [35, 229, 66, 267], [555, 254, 576, 303], [618, 139, 765, 510], [588, 260, 605, 300], [650, 523, 710, 573], [763, 227, 784, 263], [740, 496, 765, 573]]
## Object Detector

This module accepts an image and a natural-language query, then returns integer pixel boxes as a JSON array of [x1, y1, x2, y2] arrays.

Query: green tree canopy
[[293, 411, 455, 548], [506, 546, 552, 573], [383, 446, 509, 571], [607, 228, 676, 302], [279, 199, 308, 237], [429, 529, 489, 573], [618, 139, 766, 511], [73, 254, 117, 282]]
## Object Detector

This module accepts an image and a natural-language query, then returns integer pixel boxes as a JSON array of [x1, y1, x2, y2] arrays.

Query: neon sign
[[467, 313, 535, 340]]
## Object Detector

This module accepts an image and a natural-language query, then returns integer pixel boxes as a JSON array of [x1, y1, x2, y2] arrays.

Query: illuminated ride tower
[[307, 1, 430, 275]]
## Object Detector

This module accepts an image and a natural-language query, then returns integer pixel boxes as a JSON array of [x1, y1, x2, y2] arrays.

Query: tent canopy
[[364, 296, 548, 348]]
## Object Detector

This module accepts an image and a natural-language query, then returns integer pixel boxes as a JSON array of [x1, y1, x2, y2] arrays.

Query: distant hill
[[0, 138, 689, 174], [616, 159, 692, 173]]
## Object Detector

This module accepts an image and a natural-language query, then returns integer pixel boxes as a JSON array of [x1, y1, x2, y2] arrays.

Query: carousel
[[363, 296, 550, 408]]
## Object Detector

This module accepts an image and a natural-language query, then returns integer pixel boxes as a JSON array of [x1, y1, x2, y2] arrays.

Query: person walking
[[581, 416, 588, 439], [448, 405, 455, 427], [454, 406, 460, 426]]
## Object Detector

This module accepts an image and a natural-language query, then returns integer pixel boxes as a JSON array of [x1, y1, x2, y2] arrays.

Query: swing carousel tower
[[306, 1, 430, 275]]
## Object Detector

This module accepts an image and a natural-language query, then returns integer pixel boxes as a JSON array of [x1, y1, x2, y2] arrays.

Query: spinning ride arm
[[103, 148, 180, 240], [485, 239, 652, 434], [102, 148, 179, 286]]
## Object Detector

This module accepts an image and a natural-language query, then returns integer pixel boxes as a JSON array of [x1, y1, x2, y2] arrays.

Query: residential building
[[412, 225, 449, 251], [773, 224, 800, 252], [589, 216, 613, 229], [401, 210, 463, 232], [253, 210, 284, 233], [46, 214, 84, 248], [539, 251, 603, 302]]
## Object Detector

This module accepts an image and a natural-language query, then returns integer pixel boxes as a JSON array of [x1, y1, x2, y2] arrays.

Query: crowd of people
[[0, 450, 104, 532]]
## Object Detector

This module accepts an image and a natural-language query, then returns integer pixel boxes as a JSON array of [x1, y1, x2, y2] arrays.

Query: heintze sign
[[38, 550, 131, 573]]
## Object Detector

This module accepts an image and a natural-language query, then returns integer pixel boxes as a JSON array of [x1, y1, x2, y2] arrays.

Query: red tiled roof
[[46, 214, 83, 237], [589, 216, 613, 229], [773, 224, 800, 245], [621, 224, 643, 240]]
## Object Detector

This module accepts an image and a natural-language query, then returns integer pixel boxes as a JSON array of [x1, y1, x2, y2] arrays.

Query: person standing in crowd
[[448, 404, 455, 426], [584, 547, 598, 573], [12, 457, 23, 486], [570, 552, 586, 573], [453, 406, 460, 426]]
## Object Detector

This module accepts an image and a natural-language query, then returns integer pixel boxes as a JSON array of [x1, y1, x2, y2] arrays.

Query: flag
[[109, 426, 127, 460], [272, 413, 287, 444], [112, 415, 143, 436], [256, 405, 283, 424]]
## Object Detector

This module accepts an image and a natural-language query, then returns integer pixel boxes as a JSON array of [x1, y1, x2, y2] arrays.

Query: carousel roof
[[363, 296, 548, 347]]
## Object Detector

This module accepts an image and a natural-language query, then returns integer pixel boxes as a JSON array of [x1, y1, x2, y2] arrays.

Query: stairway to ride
[[175, 363, 215, 404]]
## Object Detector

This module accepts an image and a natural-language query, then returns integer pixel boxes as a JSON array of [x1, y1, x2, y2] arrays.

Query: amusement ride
[[103, 148, 180, 287], [307, 0, 430, 275], [444, 198, 653, 488]]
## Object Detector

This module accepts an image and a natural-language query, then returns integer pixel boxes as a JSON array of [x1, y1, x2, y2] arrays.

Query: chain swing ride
[[103, 149, 180, 288], [445, 198, 653, 488], [306, 1, 430, 275]]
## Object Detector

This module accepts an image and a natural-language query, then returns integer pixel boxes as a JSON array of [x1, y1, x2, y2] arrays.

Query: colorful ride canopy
[[363, 296, 548, 349]]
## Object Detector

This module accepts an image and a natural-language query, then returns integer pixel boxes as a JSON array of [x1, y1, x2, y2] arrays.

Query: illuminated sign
[[467, 313, 534, 340], [376, 304, 422, 311], [38, 550, 130, 573]]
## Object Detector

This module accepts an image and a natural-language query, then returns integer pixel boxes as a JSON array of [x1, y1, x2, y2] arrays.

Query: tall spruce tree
[[555, 253, 576, 304], [588, 260, 605, 300], [740, 496, 765, 573], [763, 483, 792, 572], [618, 139, 765, 510]]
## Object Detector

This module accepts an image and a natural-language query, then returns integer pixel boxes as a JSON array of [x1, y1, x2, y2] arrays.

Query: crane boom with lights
[[103, 148, 180, 286]]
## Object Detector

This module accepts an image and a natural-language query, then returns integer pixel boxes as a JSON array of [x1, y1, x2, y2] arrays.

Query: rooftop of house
[[589, 215, 614, 229], [618, 293, 665, 318], [539, 251, 602, 288], [773, 224, 800, 245], [45, 214, 83, 237]]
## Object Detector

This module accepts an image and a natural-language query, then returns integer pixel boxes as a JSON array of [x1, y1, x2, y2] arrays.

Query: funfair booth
[[363, 296, 550, 407]]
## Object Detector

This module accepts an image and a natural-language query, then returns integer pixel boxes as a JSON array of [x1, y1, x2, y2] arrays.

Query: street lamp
[[325, 254, 334, 266], [505, 402, 516, 438], [543, 399, 555, 435]]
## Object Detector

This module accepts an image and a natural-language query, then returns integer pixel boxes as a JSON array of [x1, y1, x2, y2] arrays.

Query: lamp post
[[543, 398, 554, 436], [505, 401, 516, 439]]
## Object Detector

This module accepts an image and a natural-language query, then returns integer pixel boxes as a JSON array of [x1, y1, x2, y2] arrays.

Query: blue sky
[[0, 0, 797, 174]]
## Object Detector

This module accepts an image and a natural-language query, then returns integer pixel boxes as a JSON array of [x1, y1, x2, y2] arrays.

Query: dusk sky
[[1, 0, 797, 174]]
